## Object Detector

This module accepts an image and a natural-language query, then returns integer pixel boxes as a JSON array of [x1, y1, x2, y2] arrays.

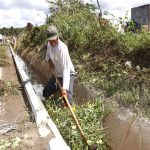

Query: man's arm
[[60, 45, 71, 94]]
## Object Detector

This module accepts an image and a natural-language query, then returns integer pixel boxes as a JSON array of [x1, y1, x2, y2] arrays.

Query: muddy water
[[104, 107, 150, 150], [19, 55, 150, 150], [15, 55, 46, 102]]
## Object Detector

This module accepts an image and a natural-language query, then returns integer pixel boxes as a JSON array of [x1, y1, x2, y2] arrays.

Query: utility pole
[[96, 0, 102, 17], [148, 4, 150, 31]]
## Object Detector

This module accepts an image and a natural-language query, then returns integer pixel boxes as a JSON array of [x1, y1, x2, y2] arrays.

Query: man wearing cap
[[43, 25, 75, 105]]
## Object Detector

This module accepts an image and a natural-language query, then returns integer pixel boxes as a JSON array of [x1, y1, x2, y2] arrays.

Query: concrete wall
[[131, 4, 150, 31]]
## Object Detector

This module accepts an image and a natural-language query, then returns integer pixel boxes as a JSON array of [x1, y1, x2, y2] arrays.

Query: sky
[[0, 0, 150, 28]]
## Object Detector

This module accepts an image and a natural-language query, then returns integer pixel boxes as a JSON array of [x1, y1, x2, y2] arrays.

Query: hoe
[[52, 71, 98, 150]]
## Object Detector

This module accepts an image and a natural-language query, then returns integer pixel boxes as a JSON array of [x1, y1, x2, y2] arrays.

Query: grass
[[77, 63, 150, 117], [0, 45, 7, 59], [0, 80, 21, 96], [0, 136, 21, 150], [44, 96, 110, 150], [0, 45, 10, 67]]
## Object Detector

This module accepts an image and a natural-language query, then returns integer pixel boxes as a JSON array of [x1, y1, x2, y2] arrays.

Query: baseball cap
[[47, 25, 58, 41]]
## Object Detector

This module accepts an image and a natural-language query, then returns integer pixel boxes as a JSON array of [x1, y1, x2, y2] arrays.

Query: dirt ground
[[0, 49, 52, 150]]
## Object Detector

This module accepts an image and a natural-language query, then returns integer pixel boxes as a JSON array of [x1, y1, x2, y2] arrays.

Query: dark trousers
[[43, 75, 75, 104]]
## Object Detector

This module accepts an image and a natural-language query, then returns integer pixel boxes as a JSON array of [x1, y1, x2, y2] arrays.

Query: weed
[[0, 80, 21, 96], [0, 46, 7, 59], [44, 96, 109, 149], [0, 136, 21, 150]]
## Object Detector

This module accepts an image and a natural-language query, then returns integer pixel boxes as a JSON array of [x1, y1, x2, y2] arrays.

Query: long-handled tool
[[52, 71, 98, 150]]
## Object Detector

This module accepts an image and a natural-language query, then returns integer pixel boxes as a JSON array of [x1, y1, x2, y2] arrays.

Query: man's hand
[[62, 89, 67, 97], [48, 59, 54, 70]]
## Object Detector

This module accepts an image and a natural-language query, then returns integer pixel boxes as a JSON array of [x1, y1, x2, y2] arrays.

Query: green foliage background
[[16, 0, 150, 122], [14, 0, 150, 149]]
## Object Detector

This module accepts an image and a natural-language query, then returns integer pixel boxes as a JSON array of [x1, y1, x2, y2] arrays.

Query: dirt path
[[0, 48, 51, 149]]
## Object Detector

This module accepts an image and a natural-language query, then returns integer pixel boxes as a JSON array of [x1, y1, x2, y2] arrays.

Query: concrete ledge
[[48, 138, 70, 150], [8, 43, 70, 150]]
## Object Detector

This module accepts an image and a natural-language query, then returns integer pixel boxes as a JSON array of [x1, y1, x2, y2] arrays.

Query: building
[[131, 4, 150, 31]]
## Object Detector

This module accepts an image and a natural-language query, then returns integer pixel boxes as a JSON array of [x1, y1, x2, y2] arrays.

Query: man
[[43, 25, 75, 105]]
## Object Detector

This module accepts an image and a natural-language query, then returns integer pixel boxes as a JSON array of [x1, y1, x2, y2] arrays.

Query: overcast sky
[[0, 0, 150, 28]]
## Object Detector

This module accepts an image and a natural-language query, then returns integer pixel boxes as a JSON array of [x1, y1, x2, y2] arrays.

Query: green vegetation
[[0, 46, 7, 59], [44, 96, 109, 150], [0, 80, 21, 96], [15, 0, 150, 149], [0, 46, 10, 67], [17, 0, 150, 115], [0, 137, 21, 150], [48, 0, 150, 115], [0, 46, 21, 95], [0, 26, 23, 36]]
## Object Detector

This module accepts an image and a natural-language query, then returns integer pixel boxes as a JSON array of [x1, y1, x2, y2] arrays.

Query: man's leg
[[58, 75, 75, 105], [67, 74, 75, 105], [43, 76, 58, 99]]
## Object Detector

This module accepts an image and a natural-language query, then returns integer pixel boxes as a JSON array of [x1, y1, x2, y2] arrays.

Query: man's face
[[49, 38, 58, 47]]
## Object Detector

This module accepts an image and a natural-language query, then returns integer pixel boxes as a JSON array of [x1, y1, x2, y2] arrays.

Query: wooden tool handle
[[52, 71, 88, 144]]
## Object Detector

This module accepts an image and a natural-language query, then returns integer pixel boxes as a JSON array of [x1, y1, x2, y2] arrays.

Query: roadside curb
[[8, 43, 70, 150]]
